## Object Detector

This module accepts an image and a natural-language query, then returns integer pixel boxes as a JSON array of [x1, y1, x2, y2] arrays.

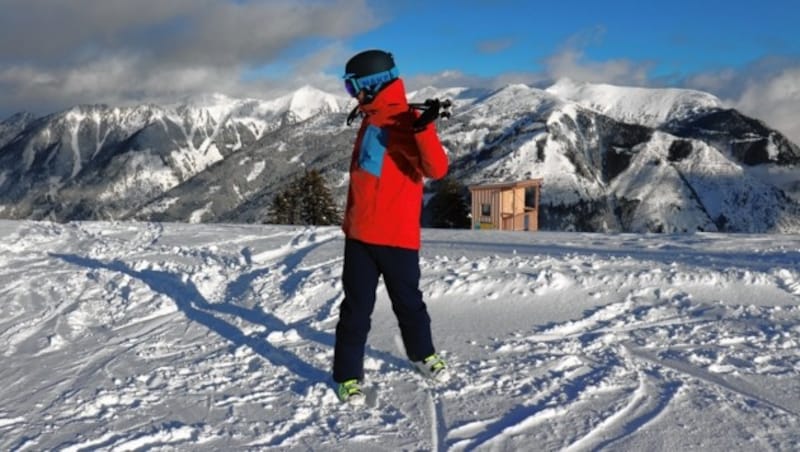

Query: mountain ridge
[[0, 79, 798, 232]]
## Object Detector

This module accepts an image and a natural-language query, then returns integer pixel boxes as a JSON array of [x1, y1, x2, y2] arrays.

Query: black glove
[[412, 99, 441, 132]]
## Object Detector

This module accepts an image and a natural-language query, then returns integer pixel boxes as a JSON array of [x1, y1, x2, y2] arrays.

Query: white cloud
[[0, 0, 376, 65], [683, 69, 741, 97], [476, 38, 516, 54], [1, 3, 797, 149], [531, 28, 800, 145], [0, 0, 378, 115], [683, 59, 800, 145], [733, 68, 800, 145], [542, 48, 654, 87], [406, 70, 488, 90], [1, 56, 235, 110], [404, 69, 549, 94]]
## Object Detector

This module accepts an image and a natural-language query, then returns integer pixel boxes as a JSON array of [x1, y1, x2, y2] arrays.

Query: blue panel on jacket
[[358, 125, 388, 177]]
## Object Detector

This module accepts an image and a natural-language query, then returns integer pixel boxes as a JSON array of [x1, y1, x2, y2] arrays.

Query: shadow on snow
[[51, 252, 409, 395]]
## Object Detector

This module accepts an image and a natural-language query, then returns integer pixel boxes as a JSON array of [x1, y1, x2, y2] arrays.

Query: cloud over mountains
[[1, 0, 798, 145]]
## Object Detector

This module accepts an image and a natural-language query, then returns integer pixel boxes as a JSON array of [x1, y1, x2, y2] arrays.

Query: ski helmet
[[343, 49, 399, 98]]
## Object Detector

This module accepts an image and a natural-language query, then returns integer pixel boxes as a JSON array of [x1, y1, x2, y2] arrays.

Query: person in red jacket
[[333, 49, 450, 404]]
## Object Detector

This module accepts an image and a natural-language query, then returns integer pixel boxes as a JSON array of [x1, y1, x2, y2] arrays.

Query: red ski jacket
[[342, 78, 449, 250]]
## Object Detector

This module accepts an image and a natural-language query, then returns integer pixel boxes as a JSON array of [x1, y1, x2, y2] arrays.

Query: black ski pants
[[333, 238, 435, 382]]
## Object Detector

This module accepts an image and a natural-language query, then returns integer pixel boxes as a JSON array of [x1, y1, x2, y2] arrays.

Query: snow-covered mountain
[[547, 78, 722, 127], [0, 89, 349, 221], [0, 80, 798, 232], [0, 112, 35, 149], [439, 82, 800, 232]]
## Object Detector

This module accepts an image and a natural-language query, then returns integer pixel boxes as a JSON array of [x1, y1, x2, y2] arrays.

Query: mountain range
[[1, 80, 798, 233]]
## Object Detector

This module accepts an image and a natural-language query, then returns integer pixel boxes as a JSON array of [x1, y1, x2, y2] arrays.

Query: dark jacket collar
[[359, 78, 408, 119]]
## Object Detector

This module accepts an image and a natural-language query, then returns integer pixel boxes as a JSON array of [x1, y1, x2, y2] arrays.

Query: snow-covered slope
[[0, 112, 35, 149], [1, 221, 799, 450], [174, 87, 347, 126], [408, 85, 489, 106], [547, 78, 722, 127], [436, 82, 800, 233], [0, 87, 351, 221], [274, 85, 347, 121]]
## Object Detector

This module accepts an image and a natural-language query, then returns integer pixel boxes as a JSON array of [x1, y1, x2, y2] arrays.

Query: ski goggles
[[343, 67, 399, 97]]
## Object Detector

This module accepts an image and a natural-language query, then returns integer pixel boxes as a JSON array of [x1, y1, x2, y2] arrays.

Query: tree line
[[268, 169, 470, 228]]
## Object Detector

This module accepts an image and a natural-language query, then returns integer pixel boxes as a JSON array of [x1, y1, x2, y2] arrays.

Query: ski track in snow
[[1, 221, 799, 451]]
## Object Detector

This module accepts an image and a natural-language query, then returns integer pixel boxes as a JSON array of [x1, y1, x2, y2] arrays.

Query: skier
[[333, 49, 451, 404]]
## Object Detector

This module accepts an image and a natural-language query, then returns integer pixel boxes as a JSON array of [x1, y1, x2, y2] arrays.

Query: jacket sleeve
[[413, 124, 449, 180]]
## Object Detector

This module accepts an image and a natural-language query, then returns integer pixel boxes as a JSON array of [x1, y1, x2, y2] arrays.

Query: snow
[[66, 110, 84, 178], [547, 78, 722, 127], [97, 150, 180, 203], [180, 93, 242, 123], [408, 86, 480, 105], [285, 86, 342, 121], [1, 220, 799, 450], [246, 160, 266, 183], [189, 202, 214, 224], [259, 85, 345, 122]]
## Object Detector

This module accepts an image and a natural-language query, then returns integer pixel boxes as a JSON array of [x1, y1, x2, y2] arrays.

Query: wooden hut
[[468, 179, 543, 231]]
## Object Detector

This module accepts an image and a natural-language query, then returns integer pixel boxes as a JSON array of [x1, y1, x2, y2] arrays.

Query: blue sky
[[0, 0, 798, 141], [346, 0, 799, 82]]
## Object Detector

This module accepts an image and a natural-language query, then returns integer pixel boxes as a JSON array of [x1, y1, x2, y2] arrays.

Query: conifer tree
[[268, 169, 341, 226], [428, 177, 471, 228], [268, 191, 293, 225], [300, 169, 341, 226]]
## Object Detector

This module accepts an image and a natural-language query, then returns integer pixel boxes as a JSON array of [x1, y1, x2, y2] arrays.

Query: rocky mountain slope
[[0, 80, 798, 233]]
